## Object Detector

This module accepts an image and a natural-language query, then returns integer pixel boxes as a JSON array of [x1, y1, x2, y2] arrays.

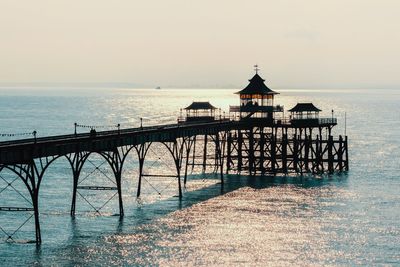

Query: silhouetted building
[[229, 70, 283, 121], [289, 103, 321, 119], [179, 101, 218, 123]]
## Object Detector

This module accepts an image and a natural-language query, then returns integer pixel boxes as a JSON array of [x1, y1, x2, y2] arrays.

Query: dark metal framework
[[0, 120, 347, 244], [226, 124, 348, 175]]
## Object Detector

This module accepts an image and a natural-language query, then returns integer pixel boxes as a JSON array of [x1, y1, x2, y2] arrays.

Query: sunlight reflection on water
[[0, 88, 399, 265]]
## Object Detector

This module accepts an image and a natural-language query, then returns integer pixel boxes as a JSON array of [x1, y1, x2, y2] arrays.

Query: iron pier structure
[[0, 70, 348, 244]]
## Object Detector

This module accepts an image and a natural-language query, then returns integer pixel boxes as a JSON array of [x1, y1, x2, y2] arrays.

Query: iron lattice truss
[[227, 126, 348, 176], [0, 122, 347, 244]]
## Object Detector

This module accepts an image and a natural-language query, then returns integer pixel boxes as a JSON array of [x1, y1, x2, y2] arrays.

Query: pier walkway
[[0, 69, 348, 244]]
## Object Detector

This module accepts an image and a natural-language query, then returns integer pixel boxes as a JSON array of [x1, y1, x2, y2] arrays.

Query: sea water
[[0, 88, 399, 266]]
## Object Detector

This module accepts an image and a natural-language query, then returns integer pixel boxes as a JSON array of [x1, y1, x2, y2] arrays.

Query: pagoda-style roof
[[235, 73, 279, 95], [184, 101, 217, 110], [288, 103, 322, 112]]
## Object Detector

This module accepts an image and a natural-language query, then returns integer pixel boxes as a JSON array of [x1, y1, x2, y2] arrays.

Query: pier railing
[[274, 117, 337, 126], [0, 116, 347, 244], [318, 118, 337, 124], [229, 105, 284, 113]]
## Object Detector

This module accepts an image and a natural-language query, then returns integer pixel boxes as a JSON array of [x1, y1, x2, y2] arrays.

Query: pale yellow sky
[[0, 0, 399, 88]]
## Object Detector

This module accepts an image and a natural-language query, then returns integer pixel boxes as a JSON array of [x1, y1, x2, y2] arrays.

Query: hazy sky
[[0, 0, 399, 88]]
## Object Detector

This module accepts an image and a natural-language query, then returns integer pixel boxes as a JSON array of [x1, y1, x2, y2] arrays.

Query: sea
[[0, 87, 399, 266]]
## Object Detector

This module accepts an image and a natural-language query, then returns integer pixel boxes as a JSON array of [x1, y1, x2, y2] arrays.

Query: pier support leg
[[304, 135, 310, 173], [1, 159, 56, 244], [100, 146, 136, 216], [163, 139, 186, 199], [271, 129, 276, 174], [215, 132, 226, 185], [248, 128, 255, 175], [293, 131, 299, 173], [32, 194, 41, 244], [183, 137, 195, 186], [338, 135, 344, 171], [115, 171, 124, 216], [226, 132, 232, 174], [202, 135, 208, 173], [135, 143, 152, 198], [282, 134, 288, 173], [259, 128, 265, 175], [238, 131, 243, 173], [328, 135, 334, 174], [184, 148, 190, 186], [66, 152, 90, 216], [345, 136, 349, 171]]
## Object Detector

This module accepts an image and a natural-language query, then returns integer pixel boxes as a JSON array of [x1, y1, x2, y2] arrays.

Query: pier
[[0, 70, 348, 244]]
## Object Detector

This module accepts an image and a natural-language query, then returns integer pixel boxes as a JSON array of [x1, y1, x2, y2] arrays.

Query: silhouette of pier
[[0, 69, 348, 244]]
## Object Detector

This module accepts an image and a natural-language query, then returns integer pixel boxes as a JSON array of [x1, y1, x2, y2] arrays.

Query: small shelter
[[181, 101, 218, 122], [288, 103, 321, 120], [235, 73, 279, 107], [230, 66, 283, 120]]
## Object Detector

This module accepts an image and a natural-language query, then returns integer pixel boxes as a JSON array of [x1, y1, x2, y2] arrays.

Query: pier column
[[293, 132, 299, 173], [345, 136, 349, 171], [259, 128, 265, 174], [163, 140, 186, 199], [104, 146, 137, 216], [32, 194, 41, 244], [67, 152, 90, 216], [248, 128, 255, 175], [202, 134, 208, 173], [315, 135, 321, 173], [135, 143, 152, 198], [215, 132, 225, 185], [2, 160, 51, 244], [28, 163, 42, 244], [271, 129, 276, 174], [183, 136, 195, 185], [238, 131, 243, 173], [226, 132, 232, 173], [282, 133, 288, 173], [338, 135, 344, 171], [328, 135, 334, 173], [304, 135, 310, 173], [112, 154, 124, 216]]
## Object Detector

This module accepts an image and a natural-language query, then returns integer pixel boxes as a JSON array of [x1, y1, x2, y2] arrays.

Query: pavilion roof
[[288, 103, 322, 112], [184, 101, 217, 110], [235, 73, 279, 95]]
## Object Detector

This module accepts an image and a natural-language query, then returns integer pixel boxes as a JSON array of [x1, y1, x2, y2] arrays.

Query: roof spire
[[254, 64, 259, 74]]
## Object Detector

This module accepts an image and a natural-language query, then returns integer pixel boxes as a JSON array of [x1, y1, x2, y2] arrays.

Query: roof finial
[[254, 64, 259, 74]]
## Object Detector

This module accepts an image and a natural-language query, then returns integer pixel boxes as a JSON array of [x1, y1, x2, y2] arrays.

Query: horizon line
[[0, 81, 397, 90]]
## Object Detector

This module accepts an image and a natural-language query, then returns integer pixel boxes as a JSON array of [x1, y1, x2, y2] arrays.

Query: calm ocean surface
[[0, 88, 399, 266]]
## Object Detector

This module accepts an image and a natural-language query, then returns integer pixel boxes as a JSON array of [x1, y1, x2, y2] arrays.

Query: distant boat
[[155, 86, 161, 89]]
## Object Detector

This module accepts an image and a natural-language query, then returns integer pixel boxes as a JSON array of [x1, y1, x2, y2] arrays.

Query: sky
[[0, 0, 399, 89]]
